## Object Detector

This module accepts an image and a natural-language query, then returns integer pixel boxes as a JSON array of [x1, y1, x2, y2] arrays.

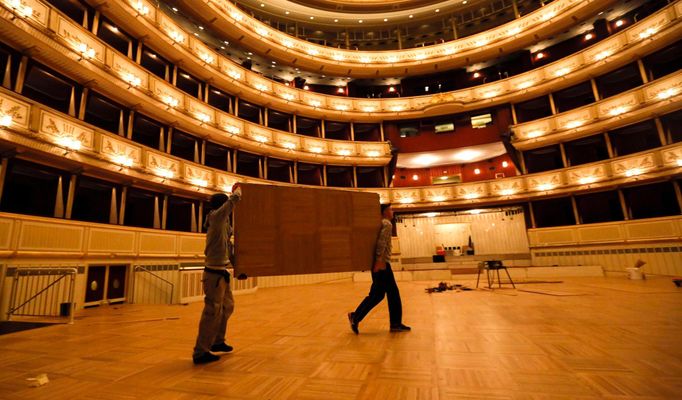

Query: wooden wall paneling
[[234, 184, 380, 277]]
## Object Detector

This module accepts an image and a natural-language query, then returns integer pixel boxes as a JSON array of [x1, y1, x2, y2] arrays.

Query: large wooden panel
[[234, 184, 380, 277]]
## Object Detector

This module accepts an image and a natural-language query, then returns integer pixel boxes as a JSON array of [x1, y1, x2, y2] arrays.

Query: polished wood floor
[[1, 276, 681, 399]]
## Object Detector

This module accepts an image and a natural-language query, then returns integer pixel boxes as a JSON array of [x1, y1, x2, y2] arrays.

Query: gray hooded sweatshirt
[[204, 188, 241, 269]]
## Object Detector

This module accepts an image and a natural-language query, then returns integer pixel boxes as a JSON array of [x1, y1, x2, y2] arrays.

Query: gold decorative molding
[[78, 0, 682, 119], [513, 70, 682, 148], [39, 110, 95, 151]]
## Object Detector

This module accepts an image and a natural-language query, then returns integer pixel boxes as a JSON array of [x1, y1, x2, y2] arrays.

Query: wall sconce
[[200, 53, 214, 64], [77, 42, 96, 60], [112, 154, 134, 169], [56, 136, 82, 154], [161, 96, 178, 110], [0, 114, 12, 127], [526, 130, 544, 138], [254, 83, 269, 92], [190, 178, 209, 188], [225, 125, 240, 135], [595, 51, 611, 61], [412, 174, 419, 181], [123, 73, 141, 88], [474, 168, 481, 175], [168, 30, 184, 44], [8, 0, 33, 19], [657, 88, 677, 100], [155, 167, 174, 179], [134, 1, 149, 16], [555, 67, 571, 77], [609, 106, 628, 116], [625, 168, 642, 177], [502, 161, 509, 168]]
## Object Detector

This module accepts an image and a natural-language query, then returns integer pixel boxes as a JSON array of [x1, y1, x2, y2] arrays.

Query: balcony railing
[[59, 0, 682, 120], [2, 87, 680, 208]]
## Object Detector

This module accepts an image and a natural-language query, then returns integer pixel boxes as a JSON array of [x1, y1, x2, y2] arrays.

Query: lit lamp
[[8, 0, 32, 18], [134, 1, 150, 16], [56, 136, 82, 152], [0, 114, 12, 127], [112, 154, 133, 168]]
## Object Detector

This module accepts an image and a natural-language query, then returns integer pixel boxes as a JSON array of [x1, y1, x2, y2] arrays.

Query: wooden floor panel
[[1, 276, 681, 399]]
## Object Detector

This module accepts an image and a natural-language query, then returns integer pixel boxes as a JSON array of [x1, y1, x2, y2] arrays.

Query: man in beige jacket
[[193, 183, 241, 364]]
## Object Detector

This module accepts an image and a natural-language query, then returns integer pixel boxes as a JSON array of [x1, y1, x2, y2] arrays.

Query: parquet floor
[[1, 276, 681, 399]]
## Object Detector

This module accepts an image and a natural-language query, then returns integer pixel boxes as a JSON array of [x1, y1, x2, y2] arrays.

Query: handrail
[[7, 267, 77, 324], [133, 265, 175, 304]]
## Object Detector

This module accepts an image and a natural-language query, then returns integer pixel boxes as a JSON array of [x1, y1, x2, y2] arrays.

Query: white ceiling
[[396, 142, 507, 169]]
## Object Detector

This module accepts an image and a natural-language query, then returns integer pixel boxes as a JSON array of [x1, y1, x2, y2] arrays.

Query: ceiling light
[[454, 150, 480, 161], [473, 72, 481, 78], [413, 154, 440, 166], [535, 52, 545, 60], [337, 87, 345, 94], [615, 19, 624, 27], [584, 33, 593, 40]]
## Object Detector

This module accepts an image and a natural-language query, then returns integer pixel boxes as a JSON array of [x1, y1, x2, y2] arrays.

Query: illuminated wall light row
[[218, 0, 580, 65], [140, 3, 672, 116], [519, 75, 682, 140]]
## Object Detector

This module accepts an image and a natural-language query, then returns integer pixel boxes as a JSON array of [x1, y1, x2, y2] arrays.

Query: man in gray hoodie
[[193, 183, 241, 364]]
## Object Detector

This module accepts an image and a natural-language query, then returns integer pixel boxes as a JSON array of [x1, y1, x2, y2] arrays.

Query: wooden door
[[85, 265, 106, 303], [107, 265, 127, 301]]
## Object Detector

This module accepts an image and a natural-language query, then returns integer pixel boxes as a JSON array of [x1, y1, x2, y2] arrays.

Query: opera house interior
[[0, 0, 681, 398]]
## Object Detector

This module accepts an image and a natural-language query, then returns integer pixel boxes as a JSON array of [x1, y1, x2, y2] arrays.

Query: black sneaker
[[347, 312, 359, 335], [210, 343, 233, 353], [390, 324, 411, 332], [193, 352, 220, 365]]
